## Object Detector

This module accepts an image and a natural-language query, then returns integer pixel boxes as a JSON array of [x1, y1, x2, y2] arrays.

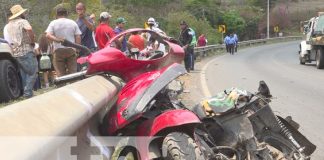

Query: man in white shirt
[[46, 6, 81, 77]]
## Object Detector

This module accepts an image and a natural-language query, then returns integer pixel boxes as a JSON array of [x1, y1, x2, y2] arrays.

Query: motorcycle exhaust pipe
[[54, 70, 87, 85]]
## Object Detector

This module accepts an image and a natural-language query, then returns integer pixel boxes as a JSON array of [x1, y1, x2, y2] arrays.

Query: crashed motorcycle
[[55, 28, 204, 160], [192, 81, 316, 160], [55, 28, 315, 160]]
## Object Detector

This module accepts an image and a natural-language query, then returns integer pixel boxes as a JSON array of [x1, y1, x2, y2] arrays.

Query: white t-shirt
[[3, 24, 12, 44], [45, 18, 81, 50]]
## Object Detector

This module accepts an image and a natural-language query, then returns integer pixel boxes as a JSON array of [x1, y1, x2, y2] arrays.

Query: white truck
[[299, 13, 324, 69], [0, 39, 22, 102]]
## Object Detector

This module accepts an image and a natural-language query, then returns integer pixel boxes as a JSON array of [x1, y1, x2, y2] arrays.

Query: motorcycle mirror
[[258, 80, 272, 98]]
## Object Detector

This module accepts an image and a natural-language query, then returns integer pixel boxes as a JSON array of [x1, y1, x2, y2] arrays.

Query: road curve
[[203, 41, 324, 159]]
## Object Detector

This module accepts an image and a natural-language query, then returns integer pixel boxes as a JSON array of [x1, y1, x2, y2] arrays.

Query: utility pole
[[267, 0, 270, 39]]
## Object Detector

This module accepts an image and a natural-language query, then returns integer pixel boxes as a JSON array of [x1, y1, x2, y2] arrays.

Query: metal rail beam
[[194, 36, 302, 56], [0, 75, 120, 160]]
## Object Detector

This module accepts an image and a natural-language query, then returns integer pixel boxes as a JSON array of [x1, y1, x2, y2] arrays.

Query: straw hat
[[9, 5, 27, 20]]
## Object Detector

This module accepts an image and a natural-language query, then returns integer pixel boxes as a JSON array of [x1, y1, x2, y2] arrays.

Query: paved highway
[[201, 41, 324, 159]]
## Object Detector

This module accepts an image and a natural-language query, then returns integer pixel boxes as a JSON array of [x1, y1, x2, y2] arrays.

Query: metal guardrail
[[194, 36, 302, 56], [0, 76, 121, 160]]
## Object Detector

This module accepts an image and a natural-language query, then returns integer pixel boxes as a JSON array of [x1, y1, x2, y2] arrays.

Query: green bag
[[39, 52, 51, 70]]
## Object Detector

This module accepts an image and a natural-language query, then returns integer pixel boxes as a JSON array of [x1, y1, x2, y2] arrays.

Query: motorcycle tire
[[262, 132, 299, 159], [162, 132, 204, 160], [116, 147, 138, 160]]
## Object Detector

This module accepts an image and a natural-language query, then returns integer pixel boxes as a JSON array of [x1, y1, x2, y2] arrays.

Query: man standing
[[197, 34, 207, 47], [7, 4, 38, 98], [233, 33, 238, 52], [228, 34, 236, 55], [224, 34, 230, 53], [114, 17, 127, 52], [179, 21, 195, 72], [75, 2, 96, 55], [95, 12, 115, 49], [46, 6, 81, 77]]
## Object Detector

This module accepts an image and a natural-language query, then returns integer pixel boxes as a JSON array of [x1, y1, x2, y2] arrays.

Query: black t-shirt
[[179, 28, 193, 47]]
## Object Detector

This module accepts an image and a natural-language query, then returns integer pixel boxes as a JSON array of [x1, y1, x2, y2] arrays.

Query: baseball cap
[[100, 12, 112, 19], [180, 20, 187, 25], [116, 17, 127, 24], [147, 17, 155, 25]]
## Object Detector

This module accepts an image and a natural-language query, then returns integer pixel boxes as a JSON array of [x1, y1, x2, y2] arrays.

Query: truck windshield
[[315, 15, 324, 34]]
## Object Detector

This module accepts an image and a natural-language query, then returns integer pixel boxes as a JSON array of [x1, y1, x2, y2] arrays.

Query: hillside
[[1, 0, 324, 43]]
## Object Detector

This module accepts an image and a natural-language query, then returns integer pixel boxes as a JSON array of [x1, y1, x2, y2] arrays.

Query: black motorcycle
[[192, 81, 316, 160]]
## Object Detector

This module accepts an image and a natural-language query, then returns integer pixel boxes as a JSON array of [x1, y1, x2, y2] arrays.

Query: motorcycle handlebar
[[62, 39, 92, 55]]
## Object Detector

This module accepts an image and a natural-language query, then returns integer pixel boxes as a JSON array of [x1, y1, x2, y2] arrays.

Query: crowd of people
[[2, 3, 203, 99], [224, 33, 238, 55]]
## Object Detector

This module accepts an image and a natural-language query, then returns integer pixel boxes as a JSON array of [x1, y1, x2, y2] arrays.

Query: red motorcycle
[[56, 29, 204, 160]]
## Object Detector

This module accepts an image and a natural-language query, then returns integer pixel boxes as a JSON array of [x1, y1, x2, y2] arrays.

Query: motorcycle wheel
[[162, 132, 204, 160], [262, 133, 299, 160], [114, 147, 138, 160]]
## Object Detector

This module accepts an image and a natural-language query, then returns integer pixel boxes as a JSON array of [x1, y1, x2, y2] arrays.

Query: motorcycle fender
[[278, 116, 316, 156], [137, 109, 201, 136]]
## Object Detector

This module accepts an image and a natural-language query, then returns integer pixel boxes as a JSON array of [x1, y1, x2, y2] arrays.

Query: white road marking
[[200, 54, 226, 97]]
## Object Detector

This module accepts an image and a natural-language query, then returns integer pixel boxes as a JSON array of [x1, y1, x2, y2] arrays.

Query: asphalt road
[[202, 41, 324, 159]]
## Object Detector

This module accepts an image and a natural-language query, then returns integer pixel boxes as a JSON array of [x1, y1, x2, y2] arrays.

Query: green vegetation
[[1, 0, 324, 43]]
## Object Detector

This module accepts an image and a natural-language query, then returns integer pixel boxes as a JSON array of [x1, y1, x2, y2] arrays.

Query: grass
[[0, 86, 56, 108]]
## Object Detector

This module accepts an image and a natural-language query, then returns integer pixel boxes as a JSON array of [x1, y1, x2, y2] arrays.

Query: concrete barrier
[[0, 75, 121, 160]]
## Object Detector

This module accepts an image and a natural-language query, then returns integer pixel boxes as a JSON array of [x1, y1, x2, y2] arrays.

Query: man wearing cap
[[95, 12, 115, 49], [145, 17, 166, 53], [7, 4, 38, 98], [114, 17, 127, 52], [75, 2, 96, 55], [179, 20, 196, 72], [147, 17, 165, 35], [45, 6, 82, 77]]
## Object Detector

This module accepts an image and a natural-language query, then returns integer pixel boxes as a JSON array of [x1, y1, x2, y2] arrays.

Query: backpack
[[39, 45, 52, 70], [39, 53, 51, 70]]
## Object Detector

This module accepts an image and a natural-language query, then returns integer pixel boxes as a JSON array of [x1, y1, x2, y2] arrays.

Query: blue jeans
[[17, 51, 38, 97], [184, 47, 194, 71]]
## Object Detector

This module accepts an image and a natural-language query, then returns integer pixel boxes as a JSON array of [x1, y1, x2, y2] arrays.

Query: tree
[[222, 10, 246, 36]]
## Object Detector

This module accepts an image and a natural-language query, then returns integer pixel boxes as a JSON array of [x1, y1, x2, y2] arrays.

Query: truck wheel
[[0, 59, 21, 102], [162, 132, 204, 160], [316, 48, 324, 69]]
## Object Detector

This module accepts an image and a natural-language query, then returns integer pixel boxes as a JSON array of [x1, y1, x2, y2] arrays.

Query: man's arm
[[74, 22, 82, 44], [46, 32, 63, 43], [183, 30, 192, 49], [26, 29, 35, 45], [22, 20, 35, 46], [82, 17, 95, 31], [75, 34, 81, 44]]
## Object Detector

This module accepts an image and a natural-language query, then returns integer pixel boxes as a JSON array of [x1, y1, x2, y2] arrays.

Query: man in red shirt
[[197, 34, 207, 47], [95, 12, 115, 49]]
